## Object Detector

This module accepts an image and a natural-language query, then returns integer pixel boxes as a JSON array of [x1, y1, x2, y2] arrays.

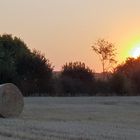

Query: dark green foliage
[[95, 80, 111, 96], [62, 62, 94, 82], [60, 62, 95, 96], [0, 34, 30, 84], [115, 57, 140, 95], [109, 73, 126, 95], [0, 34, 53, 96], [16, 50, 53, 96]]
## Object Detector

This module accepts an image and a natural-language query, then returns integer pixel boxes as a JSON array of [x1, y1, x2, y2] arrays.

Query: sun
[[130, 44, 140, 58]]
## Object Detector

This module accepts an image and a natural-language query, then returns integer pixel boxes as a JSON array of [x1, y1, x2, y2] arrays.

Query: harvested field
[[0, 97, 140, 140]]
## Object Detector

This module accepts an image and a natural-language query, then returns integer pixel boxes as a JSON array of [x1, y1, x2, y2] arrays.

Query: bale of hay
[[0, 83, 24, 118]]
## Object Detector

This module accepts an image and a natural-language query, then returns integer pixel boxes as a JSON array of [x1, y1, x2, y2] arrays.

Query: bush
[[60, 62, 95, 96], [94, 80, 111, 96], [109, 73, 126, 95]]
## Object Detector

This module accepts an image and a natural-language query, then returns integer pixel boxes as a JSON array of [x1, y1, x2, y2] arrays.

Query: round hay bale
[[0, 83, 24, 118]]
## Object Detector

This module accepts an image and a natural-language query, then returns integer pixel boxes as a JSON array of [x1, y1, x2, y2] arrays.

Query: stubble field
[[0, 97, 140, 140]]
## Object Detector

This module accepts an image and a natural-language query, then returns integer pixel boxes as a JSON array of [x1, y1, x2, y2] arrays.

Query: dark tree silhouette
[[16, 50, 53, 96], [60, 62, 95, 96], [91, 39, 117, 79], [0, 34, 53, 96], [109, 73, 126, 95], [0, 34, 30, 83], [115, 57, 140, 94]]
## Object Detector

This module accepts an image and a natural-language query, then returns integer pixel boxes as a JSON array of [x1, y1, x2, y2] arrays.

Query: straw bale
[[0, 83, 24, 118]]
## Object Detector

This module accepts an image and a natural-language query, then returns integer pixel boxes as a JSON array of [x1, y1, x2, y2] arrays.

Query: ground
[[0, 97, 140, 140]]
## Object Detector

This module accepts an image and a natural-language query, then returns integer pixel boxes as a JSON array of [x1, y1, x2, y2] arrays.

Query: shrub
[[60, 62, 95, 96], [109, 73, 126, 95]]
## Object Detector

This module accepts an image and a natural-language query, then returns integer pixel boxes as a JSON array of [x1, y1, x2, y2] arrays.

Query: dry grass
[[0, 96, 140, 139]]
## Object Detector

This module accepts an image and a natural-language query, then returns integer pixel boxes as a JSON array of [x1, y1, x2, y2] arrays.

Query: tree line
[[0, 34, 140, 96]]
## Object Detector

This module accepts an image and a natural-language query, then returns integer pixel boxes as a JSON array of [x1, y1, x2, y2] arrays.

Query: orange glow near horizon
[[118, 36, 140, 63], [0, 0, 140, 72]]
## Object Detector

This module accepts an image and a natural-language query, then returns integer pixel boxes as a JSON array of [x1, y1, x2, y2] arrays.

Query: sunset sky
[[0, 0, 140, 72]]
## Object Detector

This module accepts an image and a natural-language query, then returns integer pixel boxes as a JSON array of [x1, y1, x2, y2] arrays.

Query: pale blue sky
[[0, 0, 140, 71]]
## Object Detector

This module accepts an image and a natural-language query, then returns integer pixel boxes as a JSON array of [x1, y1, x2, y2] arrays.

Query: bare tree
[[91, 39, 117, 79]]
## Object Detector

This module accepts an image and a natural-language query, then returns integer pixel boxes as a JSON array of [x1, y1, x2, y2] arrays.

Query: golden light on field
[[130, 44, 140, 58]]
